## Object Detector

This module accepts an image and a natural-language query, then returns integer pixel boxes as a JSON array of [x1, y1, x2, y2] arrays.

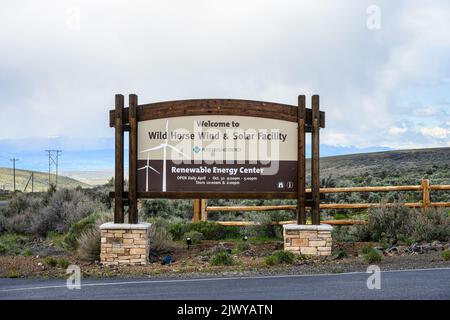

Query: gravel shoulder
[[1, 240, 449, 280]]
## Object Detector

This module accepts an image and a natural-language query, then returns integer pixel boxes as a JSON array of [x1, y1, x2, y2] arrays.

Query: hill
[[0, 168, 90, 192], [308, 147, 450, 187], [1, 147, 448, 192]]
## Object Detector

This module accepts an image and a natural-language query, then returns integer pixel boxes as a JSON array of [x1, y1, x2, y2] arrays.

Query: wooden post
[[297, 95, 306, 224], [200, 199, 208, 221], [311, 95, 320, 225], [114, 94, 125, 224], [421, 178, 430, 210], [128, 94, 138, 224], [193, 199, 201, 223]]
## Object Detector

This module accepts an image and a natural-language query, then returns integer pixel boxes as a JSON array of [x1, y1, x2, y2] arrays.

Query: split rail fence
[[192, 179, 450, 226]]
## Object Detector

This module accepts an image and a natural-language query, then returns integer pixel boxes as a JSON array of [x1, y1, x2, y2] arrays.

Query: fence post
[[114, 94, 125, 224], [193, 198, 200, 223], [297, 95, 306, 224], [311, 95, 321, 225], [421, 178, 430, 210], [200, 199, 208, 221], [128, 94, 138, 224]]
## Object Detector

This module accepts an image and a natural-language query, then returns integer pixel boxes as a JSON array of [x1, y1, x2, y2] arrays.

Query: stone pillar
[[283, 224, 333, 256], [100, 222, 151, 265]]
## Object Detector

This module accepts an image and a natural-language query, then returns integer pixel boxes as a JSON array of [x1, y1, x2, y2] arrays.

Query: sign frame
[[109, 96, 325, 225]]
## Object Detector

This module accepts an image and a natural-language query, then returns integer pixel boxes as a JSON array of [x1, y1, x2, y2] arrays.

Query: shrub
[[442, 249, 450, 261], [168, 222, 188, 241], [360, 245, 375, 255], [6, 270, 19, 278], [169, 221, 239, 241], [236, 241, 251, 252], [264, 255, 278, 266], [208, 243, 229, 256], [245, 214, 283, 239], [363, 250, 383, 264], [0, 234, 31, 256], [413, 209, 450, 242], [44, 257, 71, 268], [46, 231, 66, 250], [57, 258, 70, 269], [149, 219, 174, 253], [353, 205, 450, 243], [332, 226, 356, 243], [210, 252, 234, 266], [183, 231, 203, 244], [77, 228, 101, 261], [74, 212, 111, 261], [188, 221, 232, 240], [141, 199, 193, 220], [361, 246, 383, 264], [63, 211, 110, 250], [32, 189, 97, 236], [264, 250, 296, 266], [349, 224, 372, 242], [0, 193, 41, 234], [63, 213, 98, 250], [366, 203, 415, 242], [0, 189, 99, 236], [332, 249, 347, 259], [45, 257, 58, 267], [21, 248, 33, 256]]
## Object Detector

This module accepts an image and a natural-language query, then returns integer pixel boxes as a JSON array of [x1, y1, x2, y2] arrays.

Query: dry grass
[[0, 167, 88, 192]]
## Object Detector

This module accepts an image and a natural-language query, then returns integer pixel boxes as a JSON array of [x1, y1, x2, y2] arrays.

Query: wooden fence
[[193, 179, 450, 226]]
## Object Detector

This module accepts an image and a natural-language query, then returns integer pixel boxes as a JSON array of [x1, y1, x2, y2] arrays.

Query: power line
[[45, 150, 62, 188], [10, 157, 19, 191]]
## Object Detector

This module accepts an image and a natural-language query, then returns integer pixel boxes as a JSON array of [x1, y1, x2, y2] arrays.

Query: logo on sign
[[193, 146, 201, 154]]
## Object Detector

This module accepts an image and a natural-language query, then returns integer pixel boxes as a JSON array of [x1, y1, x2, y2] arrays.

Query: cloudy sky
[[0, 0, 449, 169]]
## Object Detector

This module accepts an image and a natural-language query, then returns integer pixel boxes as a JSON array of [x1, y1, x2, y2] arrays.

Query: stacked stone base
[[283, 224, 333, 256], [100, 222, 151, 265]]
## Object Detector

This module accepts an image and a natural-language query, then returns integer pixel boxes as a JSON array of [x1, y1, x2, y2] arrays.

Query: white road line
[[1, 267, 450, 293]]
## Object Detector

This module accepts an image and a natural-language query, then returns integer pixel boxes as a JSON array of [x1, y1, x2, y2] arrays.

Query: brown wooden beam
[[110, 191, 322, 200], [109, 99, 325, 128], [114, 94, 124, 223], [421, 178, 430, 209], [311, 186, 422, 192], [193, 199, 200, 222], [311, 95, 320, 225], [128, 94, 138, 224], [215, 220, 368, 226], [297, 95, 306, 224], [200, 199, 208, 221]]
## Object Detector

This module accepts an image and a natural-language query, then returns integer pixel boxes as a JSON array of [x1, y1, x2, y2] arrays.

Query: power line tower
[[10, 157, 19, 191], [45, 150, 62, 188]]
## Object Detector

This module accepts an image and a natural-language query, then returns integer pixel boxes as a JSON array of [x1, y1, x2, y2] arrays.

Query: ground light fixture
[[186, 237, 192, 250], [243, 236, 248, 242]]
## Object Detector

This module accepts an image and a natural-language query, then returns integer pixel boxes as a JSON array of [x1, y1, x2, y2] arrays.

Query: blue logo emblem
[[193, 146, 201, 153]]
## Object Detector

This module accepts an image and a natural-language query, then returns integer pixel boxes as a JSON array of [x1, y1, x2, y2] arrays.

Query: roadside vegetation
[[0, 148, 449, 277], [332, 204, 450, 245]]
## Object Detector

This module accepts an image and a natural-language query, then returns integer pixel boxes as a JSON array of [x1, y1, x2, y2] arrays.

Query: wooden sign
[[137, 115, 300, 193], [109, 97, 325, 225]]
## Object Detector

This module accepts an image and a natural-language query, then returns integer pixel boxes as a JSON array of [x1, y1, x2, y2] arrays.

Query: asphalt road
[[1, 267, 449, 300]]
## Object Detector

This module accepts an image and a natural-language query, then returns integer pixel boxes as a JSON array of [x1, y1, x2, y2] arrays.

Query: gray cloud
[[0, 0, 449, 150]]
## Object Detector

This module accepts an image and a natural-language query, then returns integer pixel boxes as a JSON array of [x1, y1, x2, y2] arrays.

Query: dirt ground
[[1, 240, 449, 279]]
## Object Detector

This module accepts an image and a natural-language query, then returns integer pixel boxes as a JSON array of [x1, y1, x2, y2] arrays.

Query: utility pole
[[45, 150, 62, 188], [24, 172, 35, 193], [10, 158, 19, 191]]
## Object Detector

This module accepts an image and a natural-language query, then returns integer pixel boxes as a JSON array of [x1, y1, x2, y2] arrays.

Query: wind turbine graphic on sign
[[138, 152, 160, 192], [139, 120, 189, 192]]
